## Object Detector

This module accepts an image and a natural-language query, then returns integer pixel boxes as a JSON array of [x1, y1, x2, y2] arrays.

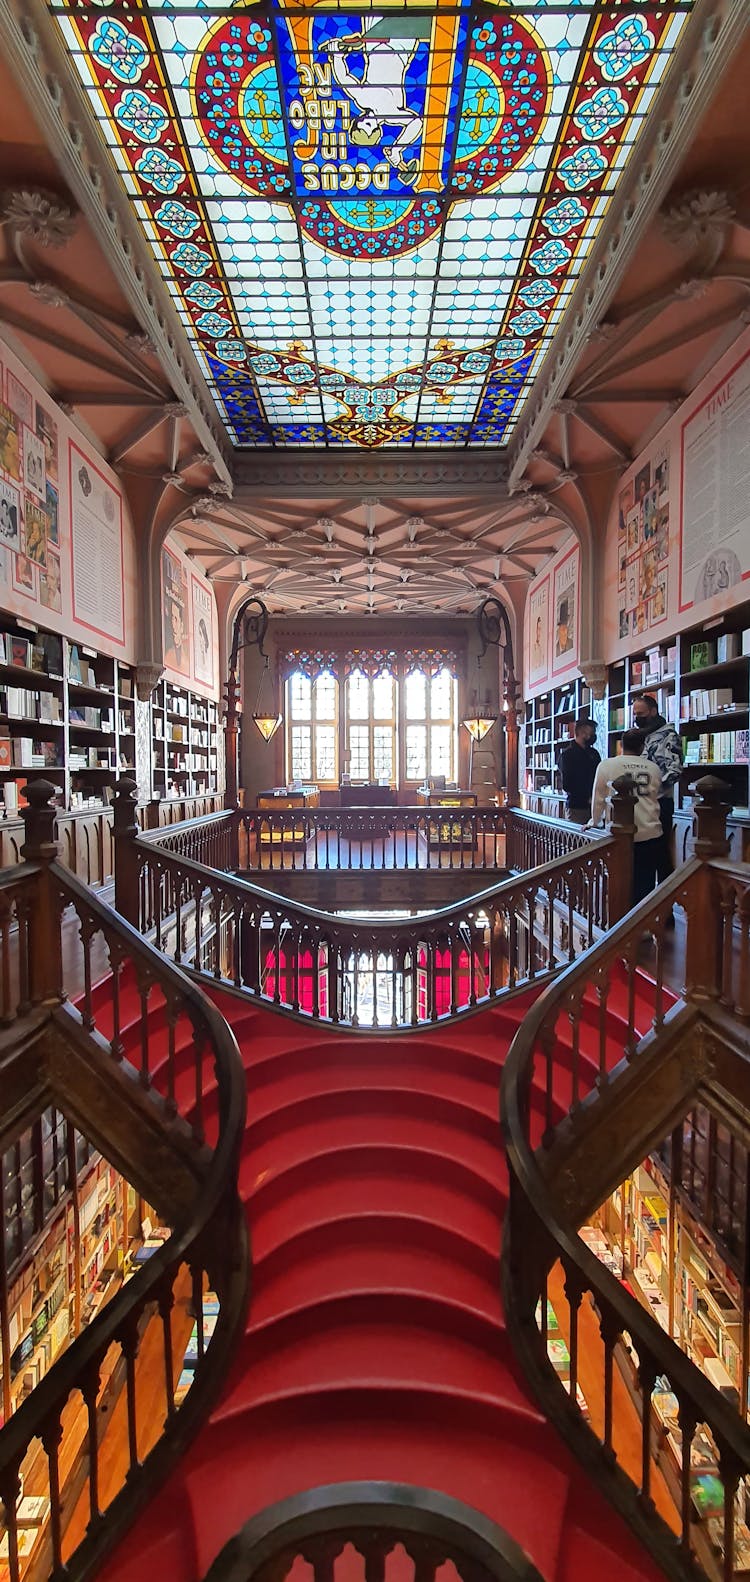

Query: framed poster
[[191, 575, 213, 687], [679, 348, 750, 611], [0, 478, 21, 553], [162, 546, 190, 676], [527, 574, 549, 688], [551, 545, 579, 675], [69, 442, 125, 643], [6, 372, 32, 428], [23, 426, 46, 504]]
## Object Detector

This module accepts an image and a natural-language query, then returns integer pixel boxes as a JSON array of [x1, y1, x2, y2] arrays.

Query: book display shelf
[[0, 1113, 137, 1426], [0, 612, 135, 813], [151, 678, 221, 801], [522, 676, 592, 818], [586, 1120, 750, 1579]]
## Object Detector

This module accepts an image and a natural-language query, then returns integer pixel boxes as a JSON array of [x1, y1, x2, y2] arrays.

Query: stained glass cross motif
[[50, 0, 695, 450]]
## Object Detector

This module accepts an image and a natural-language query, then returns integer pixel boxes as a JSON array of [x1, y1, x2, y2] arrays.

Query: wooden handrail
[[0, 784, 249, 1582], [204, 1482, 544, 1582], [500, 776, 750, 1582], [127, 818, 625, 1028]]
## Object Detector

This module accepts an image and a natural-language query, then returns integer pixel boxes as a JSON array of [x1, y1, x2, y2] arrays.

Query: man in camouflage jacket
[[632, 693, 682, 888]]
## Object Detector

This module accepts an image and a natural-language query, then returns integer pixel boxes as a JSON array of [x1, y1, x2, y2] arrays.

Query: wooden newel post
[[20, 779, 63, 1005], [113, 777, 140, 928], [607, 773, 637, 925], [691, 774, 731, 860]]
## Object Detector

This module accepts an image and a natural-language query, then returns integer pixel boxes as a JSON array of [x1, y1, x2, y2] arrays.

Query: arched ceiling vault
[[0, 0, 747, 624]]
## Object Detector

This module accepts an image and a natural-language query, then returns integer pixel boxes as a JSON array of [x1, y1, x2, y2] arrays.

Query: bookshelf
[[522, 676, 592, 817], [1, 1114, 137, 1424], [677, 620, 749, 820], [0, 613, 135, 814], [151, 679, 221, 802]]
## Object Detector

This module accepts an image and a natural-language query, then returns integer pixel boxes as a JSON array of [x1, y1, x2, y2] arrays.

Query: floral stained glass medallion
[[51, 0, 695, 448]]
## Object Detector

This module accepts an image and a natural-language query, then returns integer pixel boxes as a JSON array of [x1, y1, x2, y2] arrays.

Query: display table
[[256, 786, 319, 843], [416, 788, 477, 847], [339, 783, 395, 807]]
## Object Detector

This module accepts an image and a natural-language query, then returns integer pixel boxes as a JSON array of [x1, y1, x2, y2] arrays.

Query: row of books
[[0, 737, 61, 768], [0, 685, 62, 721], [680, 687, 745, 720], [175, 1293, 220, 1406], [631, 646, 676, 686], [682, 729, 749, 764], [69, 706, 113, 731], [0, 630, 63, 676], [690, 633, 750, 669]]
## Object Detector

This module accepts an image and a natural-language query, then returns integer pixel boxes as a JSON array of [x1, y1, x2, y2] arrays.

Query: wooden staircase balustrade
[[0, 782, 249, 1582], [502, 776, 750, 1582], [133, 794, 608, 881], [112, 778, 639, 1030], [203, 1483, 544, 1582]]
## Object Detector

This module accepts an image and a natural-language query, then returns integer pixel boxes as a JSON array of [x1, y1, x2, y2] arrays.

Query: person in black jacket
[[560, 718, 601, 823]]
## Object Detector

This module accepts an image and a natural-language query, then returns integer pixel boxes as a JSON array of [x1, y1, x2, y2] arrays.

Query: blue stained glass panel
[[50, 0, 696, 448]]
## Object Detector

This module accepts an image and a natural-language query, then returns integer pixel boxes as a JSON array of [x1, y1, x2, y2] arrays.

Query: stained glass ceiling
[[50, 0, 695, 449]]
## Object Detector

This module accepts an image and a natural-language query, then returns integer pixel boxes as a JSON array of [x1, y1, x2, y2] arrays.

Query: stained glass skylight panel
[[51, 0, 695, 448]]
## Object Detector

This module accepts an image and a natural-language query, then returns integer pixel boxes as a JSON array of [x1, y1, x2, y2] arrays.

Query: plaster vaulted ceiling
[[48, 0, 695, 450], [0, 0, 747, 621]]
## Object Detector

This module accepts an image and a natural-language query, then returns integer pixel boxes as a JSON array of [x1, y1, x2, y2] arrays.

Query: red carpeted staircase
[[96, 975, 670, 1582]]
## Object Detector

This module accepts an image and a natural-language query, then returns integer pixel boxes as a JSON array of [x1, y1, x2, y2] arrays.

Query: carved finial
[[135, 662, 164, 701], [2, 188, 76, 248], [125, 329, 156, 355]]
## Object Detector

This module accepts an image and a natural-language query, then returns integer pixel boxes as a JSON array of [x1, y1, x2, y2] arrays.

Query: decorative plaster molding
[[30, 280, 69, 308], [3, 0, 231, 480], [507, 0, 749, 490], [661, 189, 734, 270], [579, 661, 609, 701], [3, 187, 76, 248], [135, 662, 164, 701], [233, 451, 509, 498], [125, 329, 156, 355]]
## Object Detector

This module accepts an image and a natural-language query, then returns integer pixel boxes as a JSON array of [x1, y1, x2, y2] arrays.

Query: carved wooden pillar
[[224, 663, 240, 810], [113, 776, 141, 928], [607, 773, 637, 925], [20, 779, 63, 1005], [504, 658, 521, 806]]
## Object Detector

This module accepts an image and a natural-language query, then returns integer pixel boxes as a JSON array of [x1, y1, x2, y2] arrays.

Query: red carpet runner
[[100, 982, 667, 1582]]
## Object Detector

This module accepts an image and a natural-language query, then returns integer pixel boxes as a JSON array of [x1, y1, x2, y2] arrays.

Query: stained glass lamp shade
[[462, 710, 497, 743], [50, 0, 695, 450]]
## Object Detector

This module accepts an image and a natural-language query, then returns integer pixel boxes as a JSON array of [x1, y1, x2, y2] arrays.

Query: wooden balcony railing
[[501, 777, 750, 1582], [204, 1482, 543, 1582], [112, 780, 638, 1029], [134, 793, 599, 880], [0, 782, 248, 1582]]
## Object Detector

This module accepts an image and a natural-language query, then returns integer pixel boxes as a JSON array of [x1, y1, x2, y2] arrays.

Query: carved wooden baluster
[[108, 940, 125, 1060], [0, 1457, 23, 1582], [165, 995, 178, 1114], [82, 1356, 102, 1529], [329, 941, 340, 1024], [541, 1022, 556, 1148], [636, 1350, 657, 1512], [568, 994, 581, 1109], [193, 1026, 206, 1142], [596, 967, 610, 1085], [191, 1266, 205, 1367], [159, 1271, 176, 1418], [42, 1409, 65, 1574], [137, 972, 152, 1087], [311, 934, 321, 1020], [119, 1313, 141, 1476], [192, 884, 204, 974], [361, 1534, 390, 1582], [563, 1262, 584, 1402], [173, 877, 183, 966], [624, 953, 638, 1061], [291, 925, 301, 1015], [508, 904, 518, 990], [598, 1303, 621, 1460], [78, 908, 96, 1031], [718, 1442, 741, 1582], [719, 880, 736, 1008]]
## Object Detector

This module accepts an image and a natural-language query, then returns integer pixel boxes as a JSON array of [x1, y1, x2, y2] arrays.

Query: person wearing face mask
[[560, 717, 600, 823], [631, 692, 682, 897]]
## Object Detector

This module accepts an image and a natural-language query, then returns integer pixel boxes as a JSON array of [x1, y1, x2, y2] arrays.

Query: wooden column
[[20, 779, 63, 1006]]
